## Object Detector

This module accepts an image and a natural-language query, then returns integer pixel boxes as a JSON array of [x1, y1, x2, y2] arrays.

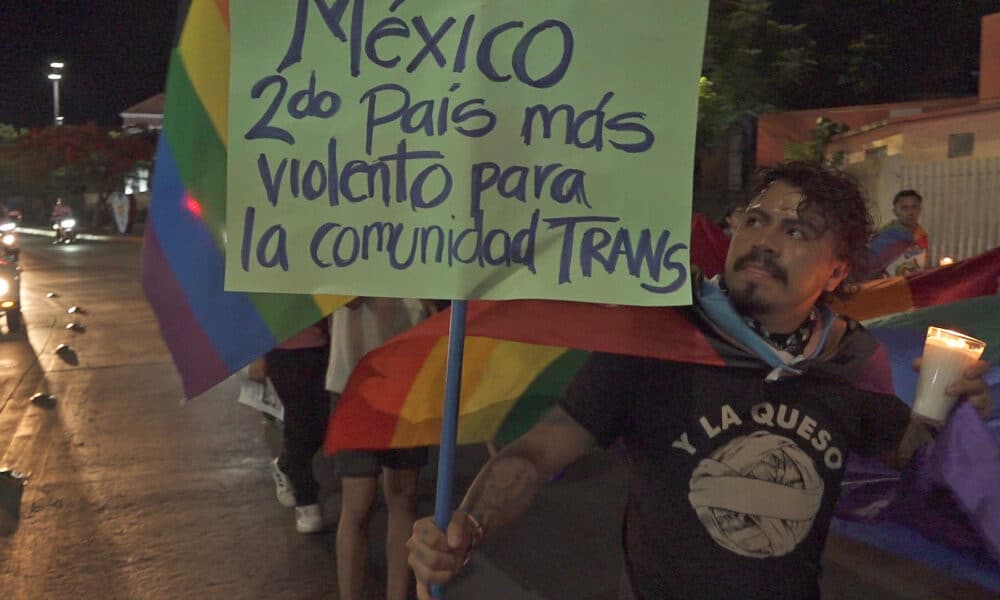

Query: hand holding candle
[[912, 327, 988, 423]]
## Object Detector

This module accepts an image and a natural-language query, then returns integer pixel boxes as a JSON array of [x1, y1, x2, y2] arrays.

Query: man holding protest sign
[[220, 2, 992, 597], [405, 162, 993, 599]]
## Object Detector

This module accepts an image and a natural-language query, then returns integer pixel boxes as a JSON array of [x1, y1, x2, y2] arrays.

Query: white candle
[[912, 327, 987, 423]]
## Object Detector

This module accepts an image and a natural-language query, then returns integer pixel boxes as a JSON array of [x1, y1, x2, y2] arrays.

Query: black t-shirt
[[560, 352, 911, 600]]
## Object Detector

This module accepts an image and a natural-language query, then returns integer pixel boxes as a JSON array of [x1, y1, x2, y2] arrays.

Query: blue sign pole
[[431, 299, 468, 599]]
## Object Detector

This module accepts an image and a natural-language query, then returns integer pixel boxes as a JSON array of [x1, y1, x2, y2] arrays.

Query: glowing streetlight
[[47, 61, 64, 126]]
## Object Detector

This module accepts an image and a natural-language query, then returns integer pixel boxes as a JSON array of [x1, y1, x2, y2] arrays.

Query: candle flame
[[927, 326, 987, 353]]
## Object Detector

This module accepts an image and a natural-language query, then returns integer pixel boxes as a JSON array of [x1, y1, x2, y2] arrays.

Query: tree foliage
[[0, 124, 27, 141], [775, 0, 1000, 107], [786, 117, 848, 166], [699, 0, 817, 148], [0, 124, 153, 202], [698, 0, 1000, 149]]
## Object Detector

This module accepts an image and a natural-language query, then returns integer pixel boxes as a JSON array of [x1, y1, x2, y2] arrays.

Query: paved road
[[0, 237, 342, 599], [0, 237, 996, 599]]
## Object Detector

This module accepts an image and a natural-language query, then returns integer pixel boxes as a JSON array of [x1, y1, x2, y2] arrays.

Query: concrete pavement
[[0, 236, 997, 599], [0, 238, 339, 598]]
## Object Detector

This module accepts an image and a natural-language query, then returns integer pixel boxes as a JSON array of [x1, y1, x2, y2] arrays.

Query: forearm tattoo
[[460, 454, 542, 538], [458, 407, 589, 538]]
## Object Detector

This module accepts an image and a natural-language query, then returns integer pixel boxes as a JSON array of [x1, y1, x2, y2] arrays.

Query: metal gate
[[898, 157, 1000, 265]]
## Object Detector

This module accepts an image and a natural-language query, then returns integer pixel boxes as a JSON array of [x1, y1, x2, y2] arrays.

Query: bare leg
[[336, 476, 378, 600], [382, 467, 420, 600]]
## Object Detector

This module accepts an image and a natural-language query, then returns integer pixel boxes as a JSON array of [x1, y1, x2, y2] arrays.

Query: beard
[[725, 248, 789, 316], [726, 280, 771, 317]]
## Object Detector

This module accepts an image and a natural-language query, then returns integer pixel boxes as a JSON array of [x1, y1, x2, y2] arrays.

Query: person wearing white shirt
[[327, 297, 433, 600]]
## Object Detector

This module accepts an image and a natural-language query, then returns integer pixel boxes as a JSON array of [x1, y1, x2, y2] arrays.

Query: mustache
[[733, 248, 788, 284]]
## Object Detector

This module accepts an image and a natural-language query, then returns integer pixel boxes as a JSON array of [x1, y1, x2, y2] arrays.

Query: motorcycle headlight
[[0, 279, 10, 296], [2, 235, 14, 246], [0, 222, 15, 232], [60, 218, 76, 229]]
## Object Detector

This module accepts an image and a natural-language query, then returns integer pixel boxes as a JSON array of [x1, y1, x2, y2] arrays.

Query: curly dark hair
[[893, 189, 922, 205], [744, 161, 877, 302]]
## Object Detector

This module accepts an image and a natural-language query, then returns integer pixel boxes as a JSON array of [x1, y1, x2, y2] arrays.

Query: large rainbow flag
[[141, 0, 349, 397], [327, 240, 1000, 585], [326, 244, 1000, 451]]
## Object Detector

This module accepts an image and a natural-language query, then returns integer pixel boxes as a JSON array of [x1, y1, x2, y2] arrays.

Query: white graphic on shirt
[[688, 431, 824, 559], [673, 402, 844, 470]]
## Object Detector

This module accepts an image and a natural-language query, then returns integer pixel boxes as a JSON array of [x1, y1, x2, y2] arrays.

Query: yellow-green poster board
[[227, 0, 708, 306]]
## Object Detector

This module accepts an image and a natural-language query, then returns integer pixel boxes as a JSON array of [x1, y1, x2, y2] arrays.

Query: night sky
[[0, 2, 993, 129], [0, 1, 179, 128]]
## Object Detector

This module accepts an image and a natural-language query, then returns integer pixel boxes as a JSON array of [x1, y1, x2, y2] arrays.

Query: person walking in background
[[867, 189, 929, 278], [51, 197, 72, 223], [328, 297, 433, 600], [260, 318, 331, 533]]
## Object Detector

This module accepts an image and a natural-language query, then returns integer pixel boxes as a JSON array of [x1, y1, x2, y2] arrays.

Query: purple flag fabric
[[928, 403, 1000, 564], [837, 384, 1000, 571], [835, 300, 1000, 584]]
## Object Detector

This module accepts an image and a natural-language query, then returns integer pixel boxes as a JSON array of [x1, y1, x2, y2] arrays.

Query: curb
[[17, 227, 143, 243]]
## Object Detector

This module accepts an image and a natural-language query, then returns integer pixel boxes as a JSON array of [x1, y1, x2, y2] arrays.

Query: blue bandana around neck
[[698, 276, 836, 379]]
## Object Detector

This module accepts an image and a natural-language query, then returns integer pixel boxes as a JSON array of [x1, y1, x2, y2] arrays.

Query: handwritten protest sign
[[226, 0, 708, 306]]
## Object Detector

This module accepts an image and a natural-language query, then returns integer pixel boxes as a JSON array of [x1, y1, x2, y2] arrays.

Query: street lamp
[[48, 61, 64, 126]]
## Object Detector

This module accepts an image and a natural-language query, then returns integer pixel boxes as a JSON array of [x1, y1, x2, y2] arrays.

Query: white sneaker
[[295, 504, 324, 534], [270, 458, 296, 508]]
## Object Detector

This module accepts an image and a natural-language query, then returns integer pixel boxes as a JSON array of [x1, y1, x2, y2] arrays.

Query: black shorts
[[335, 447, 429, 478]]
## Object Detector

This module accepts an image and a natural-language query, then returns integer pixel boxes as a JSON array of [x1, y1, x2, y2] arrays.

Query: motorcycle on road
[[0, 219, 19, 262], [52, 217, 78, 244]]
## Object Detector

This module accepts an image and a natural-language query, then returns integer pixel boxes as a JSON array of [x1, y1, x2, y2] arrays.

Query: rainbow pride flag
[[326, 244, 1000, 452], [142, 0, 350, 398], [834, 244, 1000, 321], [868, 221, 929, 278], [326, 243, 1000, 580]]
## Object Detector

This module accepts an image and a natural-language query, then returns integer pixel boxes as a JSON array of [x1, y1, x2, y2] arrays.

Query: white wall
[[846, 156, 1000, 265]]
